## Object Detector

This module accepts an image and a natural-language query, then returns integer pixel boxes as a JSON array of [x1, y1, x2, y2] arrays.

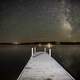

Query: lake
[[0, 45, 80, 80]]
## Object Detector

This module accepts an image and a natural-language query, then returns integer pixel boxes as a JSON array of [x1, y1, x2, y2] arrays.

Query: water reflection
[[0, 45, 80, 80]]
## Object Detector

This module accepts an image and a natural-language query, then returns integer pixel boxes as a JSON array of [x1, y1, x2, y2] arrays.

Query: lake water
[[0, 45, 80, 80]]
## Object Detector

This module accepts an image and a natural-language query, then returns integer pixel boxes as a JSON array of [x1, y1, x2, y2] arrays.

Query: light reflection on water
[[0, 45, 80, 80]]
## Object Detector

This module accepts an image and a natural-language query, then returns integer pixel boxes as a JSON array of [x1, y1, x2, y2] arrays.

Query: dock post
[[31, 48, 34, 56], [44, 48, 46, 52], [34, 47, 36, 53], [49, 48, 51, 56]]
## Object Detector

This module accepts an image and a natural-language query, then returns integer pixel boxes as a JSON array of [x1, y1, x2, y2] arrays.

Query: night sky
[[0, 0, 80, 42]]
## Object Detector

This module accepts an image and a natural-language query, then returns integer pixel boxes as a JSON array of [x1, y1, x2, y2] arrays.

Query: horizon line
[[0, 41, 80, 45]]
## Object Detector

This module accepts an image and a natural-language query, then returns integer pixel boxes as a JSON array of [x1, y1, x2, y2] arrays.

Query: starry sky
[[0, 0, 80, 42]]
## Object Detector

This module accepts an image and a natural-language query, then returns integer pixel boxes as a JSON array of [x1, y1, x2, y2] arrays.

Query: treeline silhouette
[[0, 41, 80, 45]]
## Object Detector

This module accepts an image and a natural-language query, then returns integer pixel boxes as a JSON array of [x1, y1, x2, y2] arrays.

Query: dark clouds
[[0, 0, 80, 42]]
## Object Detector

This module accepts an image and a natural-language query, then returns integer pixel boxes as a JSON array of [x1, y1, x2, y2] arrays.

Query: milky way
[[0, 0, 80, 42]]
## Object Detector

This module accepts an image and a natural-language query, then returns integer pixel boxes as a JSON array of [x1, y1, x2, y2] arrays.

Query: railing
[[31, 47, 51, 57]]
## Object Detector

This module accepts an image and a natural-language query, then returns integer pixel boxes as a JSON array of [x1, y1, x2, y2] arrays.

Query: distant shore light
[[46, 43, 53, 48], [13, 42, 19, 44], [38, 43, 42, 47]]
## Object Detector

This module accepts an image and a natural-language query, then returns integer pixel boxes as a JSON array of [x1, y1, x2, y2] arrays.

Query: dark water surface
[[0, 45, 80, 80]]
